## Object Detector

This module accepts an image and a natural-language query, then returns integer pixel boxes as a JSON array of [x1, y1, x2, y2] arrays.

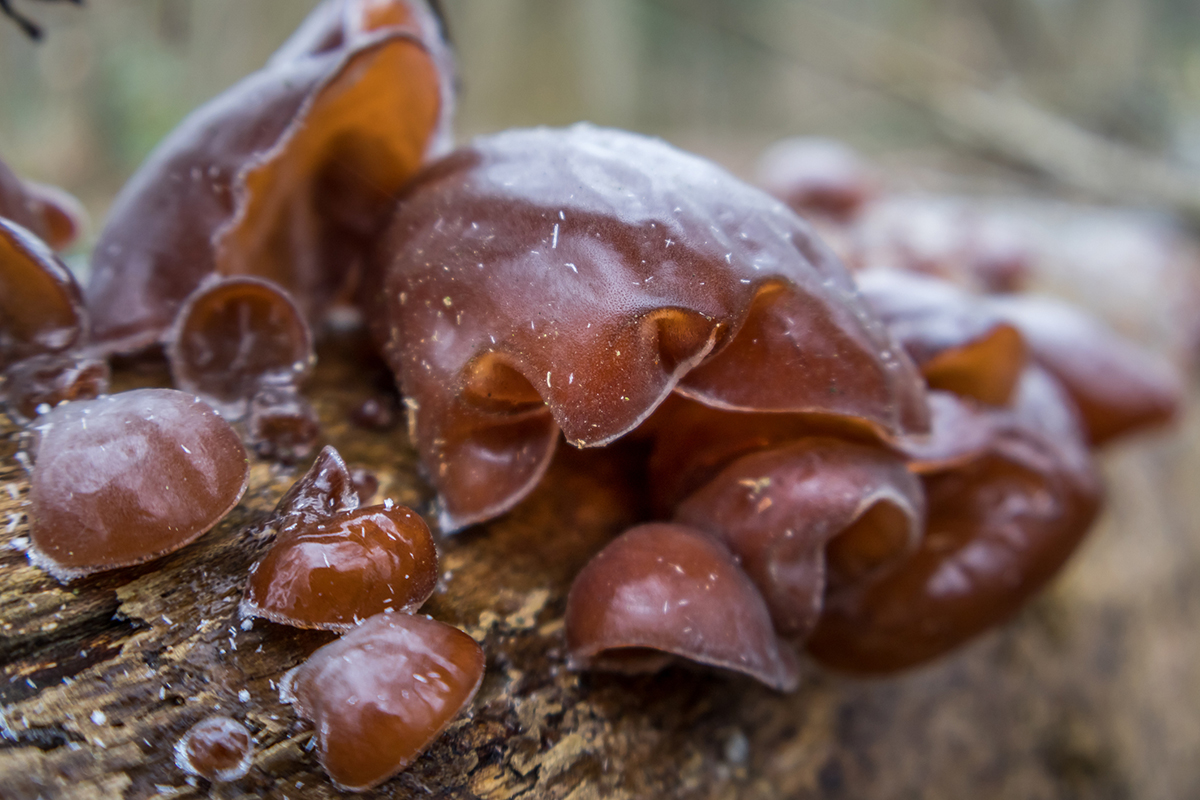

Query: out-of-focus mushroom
[[280, 612, 484, 792], [27, 388, 249, 581], [0, 156, 86, 250], [174, 715, 254, 783], [755, 137, 877, 223], [565, 523, 800, 691], [674, 439, 924, 638], [85, 0, 454, 353], [241, 504, 437, 631], [371, 124, 928, 530]]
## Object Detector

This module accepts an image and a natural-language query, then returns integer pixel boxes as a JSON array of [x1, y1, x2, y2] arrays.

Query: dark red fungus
[[27, 388, 249, 581], [269, 444, 362, 531], [565, 523, 800, 691], [242, 504, 437, 631], [280, 612, 484, 792], [0, 155, 85, 250], [245, 377, 321, 463], [167, 275, 314, 418], [85, 0, 454, 353], [371, 124, 929, 530], [674, 439, 924, 638], [806, 367, 1102, 672], [755, 137, 877, 223], [174, 715, 253, 782]]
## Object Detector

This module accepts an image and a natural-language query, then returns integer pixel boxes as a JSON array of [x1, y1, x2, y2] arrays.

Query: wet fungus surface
[[174, 715, 254, 783]]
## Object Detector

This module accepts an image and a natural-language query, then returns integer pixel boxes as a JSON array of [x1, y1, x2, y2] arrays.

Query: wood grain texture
[[1, 327, 1197, 800]]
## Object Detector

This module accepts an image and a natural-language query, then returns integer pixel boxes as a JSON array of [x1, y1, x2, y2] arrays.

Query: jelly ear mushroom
[[241, 504, 437, 631], [985, 293, 1182, 445], [280, 612, 484, 792], [0, 156, 86, 251], [806, 367, 1102, 673], [565, 523, 800, 691], [755, 137, 877, 223], [673, 439, 925, 639], [373, 124, 929, 530], [269, 444, 362, 532], [174, 716, 254, 783], [856, 268, 1028, 406], [85, 0, 454, 353], [27, 389, 249, 582]]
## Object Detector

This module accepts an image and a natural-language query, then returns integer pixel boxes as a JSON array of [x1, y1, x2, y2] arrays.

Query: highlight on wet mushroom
[[279, 612, 485, 792], [26, 388, 249, 581], [174, 715, 254, 783]]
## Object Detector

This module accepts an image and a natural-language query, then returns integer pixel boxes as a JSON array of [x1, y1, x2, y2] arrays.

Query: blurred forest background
[[3, 0, 1200, 231]]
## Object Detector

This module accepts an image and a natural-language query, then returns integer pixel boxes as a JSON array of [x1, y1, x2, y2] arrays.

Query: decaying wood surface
[[2, 321, 1199, 800]]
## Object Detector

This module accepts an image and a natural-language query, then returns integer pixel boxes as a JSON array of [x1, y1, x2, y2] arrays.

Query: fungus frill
[[372, 124, 930, 530], [565, 523, 801, 691], [27, 388, 249, 581], [280, 612, 485, 792], [85, 0, 454, 353], [174, 716, 254, 783]]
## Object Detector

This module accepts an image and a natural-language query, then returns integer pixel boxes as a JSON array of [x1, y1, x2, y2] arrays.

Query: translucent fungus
[[564, 523, 800, 691], [280, 612, 485, 792], [174, 715, 254, 782], [269, 444, 362, 532], [0, 156, 86, 251], [27, 388, 249, 581], [241, 505, 437, 631]]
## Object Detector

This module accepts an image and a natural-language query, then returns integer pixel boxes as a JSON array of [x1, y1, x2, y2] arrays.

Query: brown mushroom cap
[[856, 268, 1028, 406], [241, 504, 437, 631], [27, 389, 249, 581], [806, 367, 1102, 673], [167, 276, 313, 418], [86, 0, 453, 353], [373, 124, 929, 530], [755, 137, 877, 223], [674, 439, 924, 638], [174, 715, 254, 783], [280, 612, 485, 792], [0, 157, 86, 251], [564, 523, 801, 691], [270, 444, 363, 532]]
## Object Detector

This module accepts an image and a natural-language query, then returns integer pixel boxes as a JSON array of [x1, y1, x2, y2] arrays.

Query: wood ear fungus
[[85, 0, 454, 352], [27, 388, 249, 581], [279, 612, 484, 792], [756, 137, 876, 223], [0, 156, 86, 251], [174, 715, 253, 783], [565, 523, 800, 691]]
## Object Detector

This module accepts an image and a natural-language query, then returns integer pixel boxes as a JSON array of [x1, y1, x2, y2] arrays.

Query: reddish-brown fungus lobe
[[27, 388, 249, 581], [269, 444, 362, 531], [755, 137, 877, 222], [373, 124, 929, 530], [174, 715, 253, 783], [0, 156, 85, 251], [241, 504, 437, 631], [85, 0, 453, 352], [280, 612, 485, 792], [565, 523, 800, 692]]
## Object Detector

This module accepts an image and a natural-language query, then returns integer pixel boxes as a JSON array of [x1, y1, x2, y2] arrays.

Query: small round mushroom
[[279, 612, 485, 792], [174, 715, 254, 783], [565, 523, 800, 691], [241, 504, 437, 631], [27, 388, 249, 581], [755, 137, 877, 223]]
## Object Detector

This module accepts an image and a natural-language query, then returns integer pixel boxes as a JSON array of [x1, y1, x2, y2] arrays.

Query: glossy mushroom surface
[[242, 504, 437, 631], [565, 523, 800, 691], [174, 715, 254, 783], [280, 612, 485, 792], [674, 439, 925, 638], [27, 388, 249, 581], [373, 123, 929, 529], [0, 156, 85, 250], [86, 0, 453, 352], [269, 444, 362, 532]]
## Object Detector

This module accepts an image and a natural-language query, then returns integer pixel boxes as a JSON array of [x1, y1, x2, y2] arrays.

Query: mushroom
[[268, 444, 363, 532], [27, 388, 249, 581], [85, 0, 455, 353], [755, 137, 877, 224], [564, 523, 800, 691], [279, 612, 485, 792], [174, 715, 254, 783], [370, 123, 929, 530], [0, 155, 86, 251]]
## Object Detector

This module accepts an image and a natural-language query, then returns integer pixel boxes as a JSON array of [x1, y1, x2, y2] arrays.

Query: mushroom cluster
[[0, 0, 1186, 793]]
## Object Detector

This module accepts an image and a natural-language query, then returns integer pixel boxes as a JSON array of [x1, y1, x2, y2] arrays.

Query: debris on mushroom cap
[[806, 366, 1103, 673], [85, 0, 455, 353], [372, 123, 929, 530], [167, 275, 314, 419], [241, 504, 437, 631], [674, 439, 925, 638], [26, 388, 249, 582], [856, 268, 1028, 406], [0, 156, 86, 251], [174, 715, 254, 783], [565, 523, 801, 692], [280, 612, 485, 792], [755, 137, 877, 223]]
